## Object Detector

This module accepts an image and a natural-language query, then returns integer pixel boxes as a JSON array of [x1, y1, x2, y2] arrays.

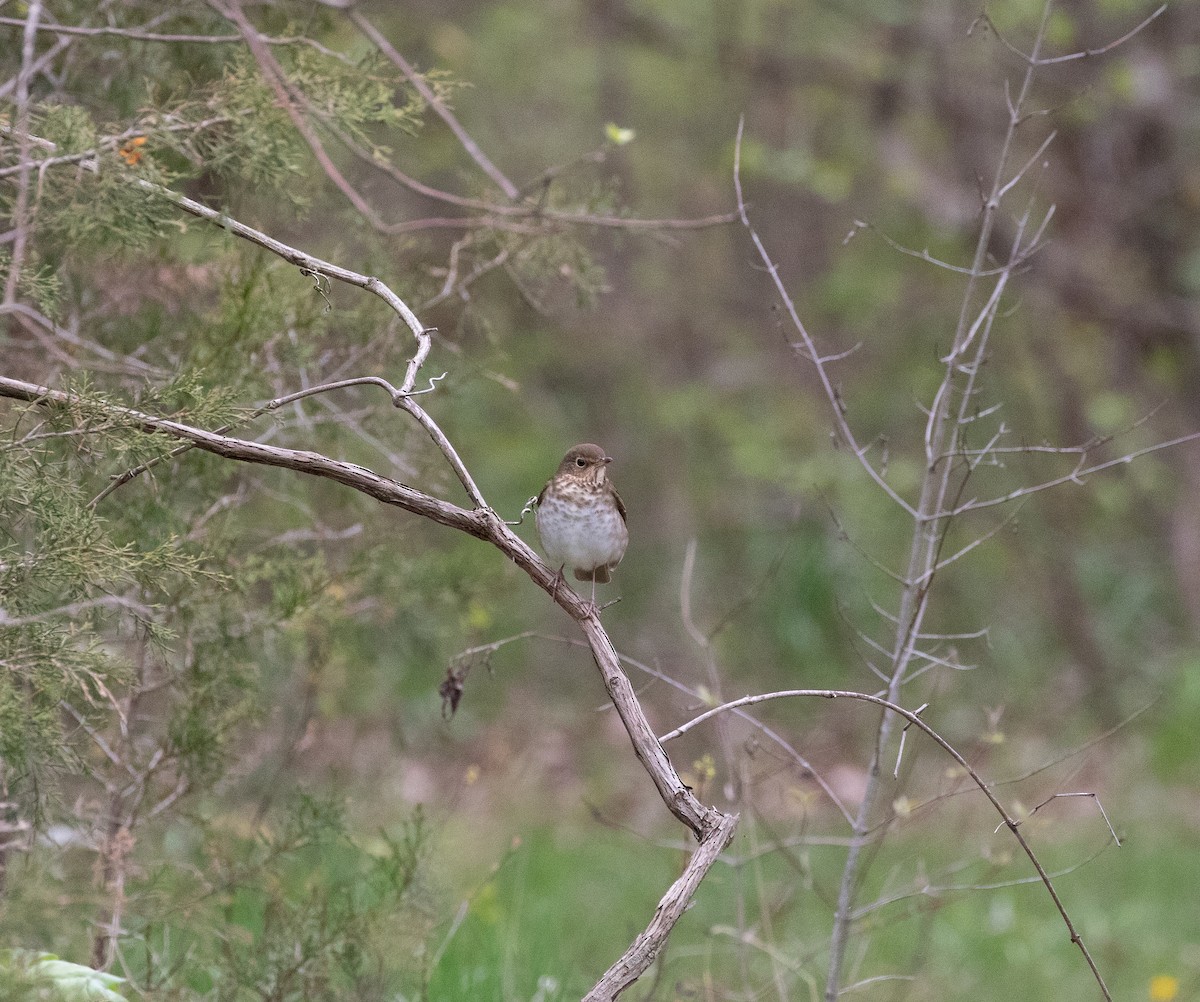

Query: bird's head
[[557, 443, 613, 484]]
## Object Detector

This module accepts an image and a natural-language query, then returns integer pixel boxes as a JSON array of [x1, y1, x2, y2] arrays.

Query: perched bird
[[536, 443, 628, 609]]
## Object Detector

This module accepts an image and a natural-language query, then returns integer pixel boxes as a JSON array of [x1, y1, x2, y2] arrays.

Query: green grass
[[430, 814, 1199, 1001]]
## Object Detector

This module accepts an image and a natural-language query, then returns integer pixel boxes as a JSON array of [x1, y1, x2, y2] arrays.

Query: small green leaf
[[604, 122, 636, 146], [1, 950, 129, 1002]]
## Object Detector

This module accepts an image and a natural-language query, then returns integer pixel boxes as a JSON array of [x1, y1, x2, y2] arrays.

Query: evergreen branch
[[0, 375, 484, 534], [86, 375, 445, 508], [209, 0, 384, 224]]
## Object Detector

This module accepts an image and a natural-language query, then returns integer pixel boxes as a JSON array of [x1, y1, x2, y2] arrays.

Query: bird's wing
[[536, 481, 548, 506], [612, 486, 627, 523]]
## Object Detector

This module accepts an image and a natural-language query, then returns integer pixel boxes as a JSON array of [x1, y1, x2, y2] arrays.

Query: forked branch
[[0, 176, 737, 998]]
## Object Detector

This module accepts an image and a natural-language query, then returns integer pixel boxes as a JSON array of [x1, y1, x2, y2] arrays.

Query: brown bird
[[536, 443, 628, 609]]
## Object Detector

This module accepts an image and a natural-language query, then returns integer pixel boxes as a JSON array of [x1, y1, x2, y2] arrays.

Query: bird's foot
[[549, 565, 567, 605], [581, 595, 621, 618]]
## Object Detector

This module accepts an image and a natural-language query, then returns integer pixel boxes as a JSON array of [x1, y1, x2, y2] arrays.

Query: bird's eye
[[575, 457, 588, 467]]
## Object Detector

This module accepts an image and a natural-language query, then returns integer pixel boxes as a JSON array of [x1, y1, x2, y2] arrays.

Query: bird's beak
[[603, 456, 613, 464]]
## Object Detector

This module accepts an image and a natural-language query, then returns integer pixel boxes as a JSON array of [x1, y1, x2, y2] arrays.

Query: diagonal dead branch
[[583, 811, 739, 1002], [0, 366, 737, 998]]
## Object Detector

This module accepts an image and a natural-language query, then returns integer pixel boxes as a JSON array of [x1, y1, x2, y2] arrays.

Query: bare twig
[[944, 430, 1200, 516], [0, 595, 157, 629], [661, 687, 1114, 998], [1014, 791, 1121, 845], [734, 118, 916, 519], [975, 5, 1167, 67], [3, 0, 43, 306], [348, 10, 520, 201], [0, 302, 167, 377], [0, 14, 351, 57]]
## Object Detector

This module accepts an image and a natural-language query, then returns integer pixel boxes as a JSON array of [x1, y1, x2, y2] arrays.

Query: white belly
[[536, 492, 627, 571]]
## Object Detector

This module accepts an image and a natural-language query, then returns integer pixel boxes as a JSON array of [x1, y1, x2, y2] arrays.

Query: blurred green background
[[1, 0, 1198, 999]]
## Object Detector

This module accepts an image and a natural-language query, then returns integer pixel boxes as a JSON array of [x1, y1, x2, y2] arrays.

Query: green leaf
[[1, 951, 129, 1002], [604, 122, 636, 146]]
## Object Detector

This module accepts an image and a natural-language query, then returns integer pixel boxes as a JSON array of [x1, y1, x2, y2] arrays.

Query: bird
[[535, 443, 628, 610]]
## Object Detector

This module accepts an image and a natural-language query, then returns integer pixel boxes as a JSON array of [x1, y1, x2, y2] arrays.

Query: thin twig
[[660, 687, 1113, 998], [0, 15, 351, 57], [348, 9, 521, 201], [945, 430, 1200, 517], [976, 5, 1167, 67], [734, 118, 916, 518], [3, 0, 43, 306]]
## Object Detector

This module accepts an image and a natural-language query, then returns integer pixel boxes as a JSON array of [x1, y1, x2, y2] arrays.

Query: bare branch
[[946, 430, 1200, 517], [0, 302, 166, 378], [348, 10, 520, 201], [734, 117, 917, 518], [583, 811, 739, 1001], [3, 0, 43, 306], [659, 687, 1113, 999], [0, 595, 157, 630], [0, 374, 488, 534], [976, 5, 1167, 67], [0, 14, 351, 57]]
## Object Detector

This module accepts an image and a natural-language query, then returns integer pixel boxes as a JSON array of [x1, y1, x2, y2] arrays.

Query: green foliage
[[13, 109, 180, 254], [0, 447, 129, 786], [1149, 657, 1200, 781], [0, 951, 129, 1002], [285, 46, 424, 142], [157, 57, 308, 195], [430, 829, 675, 1000], [0, 251, 62, 319], [127, 798, 434, 999], [2, 0, 1198, 999]]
